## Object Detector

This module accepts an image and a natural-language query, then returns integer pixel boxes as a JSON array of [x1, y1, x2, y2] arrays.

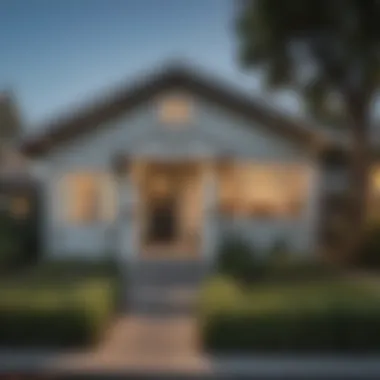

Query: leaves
[[236, 0, 380, 125]]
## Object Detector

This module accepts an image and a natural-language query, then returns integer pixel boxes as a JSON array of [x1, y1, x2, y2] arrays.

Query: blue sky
[[0, 0, 297, 130]]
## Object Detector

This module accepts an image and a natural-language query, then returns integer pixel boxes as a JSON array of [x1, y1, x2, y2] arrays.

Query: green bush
[[203, 308, 380, 353], [357, 222, 380, 270], [0, 213, 25, 271], [216, 234, 264, 284], [199, 277, 380, 353], [0, 260, 121, 348], [263, 258, 342, 284]]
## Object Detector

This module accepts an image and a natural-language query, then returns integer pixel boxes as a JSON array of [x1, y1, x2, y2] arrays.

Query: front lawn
[[0, 259, 122, 349], [199, 276, 380, 353]]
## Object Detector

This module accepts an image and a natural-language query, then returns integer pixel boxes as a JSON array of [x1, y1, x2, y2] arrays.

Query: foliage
[[356, 221, 380, 270], [236, 0, 380, 262], [215, 233, 338, 285], [0, 212, 25, 271], [199, 276, 380, 353], [216, 234, 264, 284], [263, 256, 342, 284], [236, 0, 380, 121], [0, 279, 115, 348], [0, 259, 121, 348]]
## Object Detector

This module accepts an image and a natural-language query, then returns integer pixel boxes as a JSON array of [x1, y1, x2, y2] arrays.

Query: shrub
[[0, 259, 121, 348], [198, 276, 242, 323], [216, 234, 264, 284], [0, 278, 116, 348], [267, 237, 292, 266], [203, 307, 380, 353], [199, 277, 380, 353], [263, 258, 342, 284], [0, 213, 24, 271], [357, 221, 380, 270]]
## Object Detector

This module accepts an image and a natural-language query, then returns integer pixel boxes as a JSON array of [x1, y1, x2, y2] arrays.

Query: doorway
[[139, 161, 202, 258], [146, 196, 179, 244]]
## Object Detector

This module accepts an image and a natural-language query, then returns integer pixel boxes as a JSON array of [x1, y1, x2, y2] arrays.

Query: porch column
[[303, 163, 322, 254], [202, 160, 218, 264], [113, 155, 138, 265]]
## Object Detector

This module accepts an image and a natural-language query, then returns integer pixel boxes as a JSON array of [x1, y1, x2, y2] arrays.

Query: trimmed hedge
[[0, 260, 120, 348], [199, 277, 380, 353], [357, 222, 380, 270]]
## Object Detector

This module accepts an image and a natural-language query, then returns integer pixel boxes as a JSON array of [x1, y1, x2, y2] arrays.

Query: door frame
[[137, 160, 203, 259]]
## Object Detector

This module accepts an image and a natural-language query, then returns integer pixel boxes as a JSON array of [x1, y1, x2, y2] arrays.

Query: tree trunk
[[342, 97, 371, 265]]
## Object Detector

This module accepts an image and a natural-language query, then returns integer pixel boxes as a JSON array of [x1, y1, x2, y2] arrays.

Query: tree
[[236, 0, 380, 264]]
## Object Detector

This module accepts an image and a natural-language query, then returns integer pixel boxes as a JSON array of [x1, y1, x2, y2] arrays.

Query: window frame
[[157, 94, 192, 125], [217, 162, 309, 220], [61, 171, 115, 226]]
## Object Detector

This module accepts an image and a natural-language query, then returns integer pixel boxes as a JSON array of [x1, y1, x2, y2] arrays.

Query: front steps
[[127, 259, 207, 315]]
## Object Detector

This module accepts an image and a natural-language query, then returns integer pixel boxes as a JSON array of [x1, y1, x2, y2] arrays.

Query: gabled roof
[[20, 64, 331, 157]]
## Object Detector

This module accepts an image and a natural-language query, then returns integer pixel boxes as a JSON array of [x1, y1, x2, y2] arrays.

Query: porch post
[[121, 174, 136, 263], [113, 155, 137, 265], [303, 163, 321, 254], [202, 160, 218, 265]]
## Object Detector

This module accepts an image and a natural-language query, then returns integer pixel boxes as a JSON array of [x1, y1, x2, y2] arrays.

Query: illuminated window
[[158, 95, 191, 124], [218, 163, 308, 218], [63, 173, 116, 224]]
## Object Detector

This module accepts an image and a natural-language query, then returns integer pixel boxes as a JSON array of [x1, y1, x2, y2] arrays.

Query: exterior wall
[[33, 91, 321, 261]]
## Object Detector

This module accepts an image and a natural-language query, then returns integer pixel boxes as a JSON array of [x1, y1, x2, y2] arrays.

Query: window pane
[[66, 173, 102, 224], [158, 95, 191, 124], [218, 163, 307, 218]]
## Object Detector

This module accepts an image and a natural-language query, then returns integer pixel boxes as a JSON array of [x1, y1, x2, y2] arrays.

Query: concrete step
[[128, 287, 198, 316], [129, 259, 207, 288]]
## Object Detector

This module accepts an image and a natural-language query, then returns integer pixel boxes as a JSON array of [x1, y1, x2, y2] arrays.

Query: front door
[[139, 162, 202, 258], [146, 196, 178, 244]]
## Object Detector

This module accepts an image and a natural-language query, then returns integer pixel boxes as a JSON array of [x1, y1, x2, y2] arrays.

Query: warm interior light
[[159, 95, 191, 124]]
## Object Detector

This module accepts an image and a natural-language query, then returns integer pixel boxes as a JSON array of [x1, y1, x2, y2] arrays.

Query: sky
[[0, 0, 299, 131]]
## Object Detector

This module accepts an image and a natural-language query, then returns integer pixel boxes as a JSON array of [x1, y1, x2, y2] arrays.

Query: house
[[18, 64, 356, 266]]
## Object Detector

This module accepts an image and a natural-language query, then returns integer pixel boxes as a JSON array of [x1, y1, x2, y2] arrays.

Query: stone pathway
[[57, 315, 210, 373], [56, 260, 209, 372]]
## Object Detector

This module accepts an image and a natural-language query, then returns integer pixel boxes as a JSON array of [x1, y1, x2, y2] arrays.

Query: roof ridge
[[21, 63, 333, 156]]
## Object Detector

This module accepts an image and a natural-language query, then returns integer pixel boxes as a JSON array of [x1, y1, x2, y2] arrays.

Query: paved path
[[57, 260, 209, 372], [62, 315, 210, 372]]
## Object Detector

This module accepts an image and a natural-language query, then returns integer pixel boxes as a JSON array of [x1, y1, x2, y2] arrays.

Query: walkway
[[60, 259, 210, 372]]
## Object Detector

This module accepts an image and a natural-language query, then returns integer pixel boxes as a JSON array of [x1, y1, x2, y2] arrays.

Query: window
[[158, 95, 191, 124], [63, 173, 116, 224], [218, 163, 308, 218]]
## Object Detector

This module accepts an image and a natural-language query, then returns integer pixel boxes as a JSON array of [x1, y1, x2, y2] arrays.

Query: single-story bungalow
[[12, 64, 380, 266]]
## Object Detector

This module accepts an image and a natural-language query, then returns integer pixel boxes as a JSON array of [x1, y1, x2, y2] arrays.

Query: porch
[[114, 158, 219, 263]]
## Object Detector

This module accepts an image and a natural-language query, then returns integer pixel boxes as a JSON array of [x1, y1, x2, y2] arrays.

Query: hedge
[[0, 260, 120, 348], [199, 276, 380, 353]]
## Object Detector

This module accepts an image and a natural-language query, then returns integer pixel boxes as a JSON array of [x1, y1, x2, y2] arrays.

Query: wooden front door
[[146, 196, 179, 244], [139, 161, 202, 258]]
